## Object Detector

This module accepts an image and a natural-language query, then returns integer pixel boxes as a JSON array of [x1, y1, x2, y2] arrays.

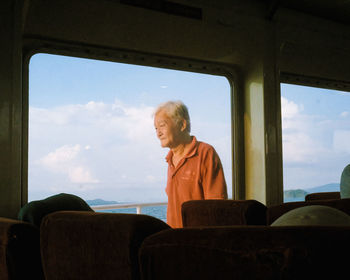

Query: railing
[[91, 201, 167, 214]]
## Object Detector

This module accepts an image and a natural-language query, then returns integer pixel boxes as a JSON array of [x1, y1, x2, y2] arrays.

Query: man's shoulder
[[197, 140, 216, 154]]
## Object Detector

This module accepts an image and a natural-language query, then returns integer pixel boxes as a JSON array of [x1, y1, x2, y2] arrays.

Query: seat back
[[305, 191, 340, 201], [40, 211, 170, 280], [0, 218, 44, 280], [140, 225, 350, 280], [181, 199, 267, 227]]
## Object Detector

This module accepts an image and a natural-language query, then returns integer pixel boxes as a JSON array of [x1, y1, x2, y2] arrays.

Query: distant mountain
[[284, 189, 309, 199], [86, 198, 120, 206], [304, 183, 340, 193], [283, 183, 340, 202]]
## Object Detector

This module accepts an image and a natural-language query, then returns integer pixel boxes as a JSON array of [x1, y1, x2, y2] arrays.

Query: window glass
[[281, 83, 350, 202], [28, 53, 232, 217]]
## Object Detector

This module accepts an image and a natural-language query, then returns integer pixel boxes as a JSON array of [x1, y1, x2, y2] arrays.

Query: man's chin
[[160, 142, 169, 148]]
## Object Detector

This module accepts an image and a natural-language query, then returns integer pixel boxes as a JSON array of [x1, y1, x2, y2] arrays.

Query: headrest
[[271, 205, 350, 226], [18, 193, 93, 228]]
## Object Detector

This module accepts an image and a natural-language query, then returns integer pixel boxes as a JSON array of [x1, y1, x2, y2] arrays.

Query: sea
[[96, 205, 167, 222]]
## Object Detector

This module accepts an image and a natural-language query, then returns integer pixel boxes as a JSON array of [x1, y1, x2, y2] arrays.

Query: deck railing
[[91, 201, 167, 214]]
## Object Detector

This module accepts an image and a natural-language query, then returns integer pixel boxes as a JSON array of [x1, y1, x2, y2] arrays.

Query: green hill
[[284, 189, 309, 199]]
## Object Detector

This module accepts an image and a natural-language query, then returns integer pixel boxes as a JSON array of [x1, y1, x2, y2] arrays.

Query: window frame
[[22, 38, 243, 205], [280, 72, 350, 201]]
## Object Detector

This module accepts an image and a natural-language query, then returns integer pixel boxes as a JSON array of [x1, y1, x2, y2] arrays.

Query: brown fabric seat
[[139, 225, 350, 280], [0, 217, 44, 280], [305, 191, 340, 201], [181, 199, 267, 227], [40, 211, 170, 280]]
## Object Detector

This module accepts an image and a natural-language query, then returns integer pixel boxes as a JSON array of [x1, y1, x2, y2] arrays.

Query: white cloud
[[341, 111, 349, 118], [69, 167, 99, 184], [121, 105, 156, 142], [40, 144, 80, 169], [30, 99, 156, 143], [283, 133, 327, 163], [280, 97, 310, 132], [29, 100, 165, 199], [145, 175, 156, 183], [281, 95, 350, 190], [333, 130, 350, 153], [281, 97, 328, 163], [281, 97, 303, 119], [38, 144, 99, 185]]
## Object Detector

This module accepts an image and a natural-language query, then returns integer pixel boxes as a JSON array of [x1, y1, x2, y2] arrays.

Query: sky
[[281, 83, 350, 190], [28, 53, 350, 202], [28, 53, 232, 202]]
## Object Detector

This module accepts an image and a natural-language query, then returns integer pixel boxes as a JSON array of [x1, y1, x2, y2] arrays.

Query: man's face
[[154, 111, 181, 148]]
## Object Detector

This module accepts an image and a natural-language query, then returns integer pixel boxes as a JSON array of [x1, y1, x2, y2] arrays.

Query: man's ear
[[180, 119, 187, 132]]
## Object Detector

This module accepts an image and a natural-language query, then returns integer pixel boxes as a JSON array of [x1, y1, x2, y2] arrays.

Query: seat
[[181, 199, 267, 227], [140, 204, 350, 280], [305, 191, 340, 201], [40, 211, 170, 280], [139, 225, 350, 280], [0, 217, 44, 280]]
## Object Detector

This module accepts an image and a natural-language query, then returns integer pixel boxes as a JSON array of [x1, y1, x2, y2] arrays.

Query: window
[[28, 53, 232, 217], [281, 83, 350, 202]]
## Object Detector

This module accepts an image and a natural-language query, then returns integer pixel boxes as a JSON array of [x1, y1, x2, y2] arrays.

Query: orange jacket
[[165, 136, 227, 228]]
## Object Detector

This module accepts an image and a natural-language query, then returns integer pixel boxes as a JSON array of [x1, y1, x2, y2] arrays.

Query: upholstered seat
[[0, 218, 44, 280], [305, 191, 340, 201], [40, 211, 170, 280], [181, 199, 267, 227], [139, 225, 350, 280]]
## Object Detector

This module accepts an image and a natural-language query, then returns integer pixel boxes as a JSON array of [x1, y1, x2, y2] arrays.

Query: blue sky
[[281, 83, 350, 190], [28, 53, 350, 202], [28, 53, 232, 202]]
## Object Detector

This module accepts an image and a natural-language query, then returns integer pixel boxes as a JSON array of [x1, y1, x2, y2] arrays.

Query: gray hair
[[154, 100, 191, 133]]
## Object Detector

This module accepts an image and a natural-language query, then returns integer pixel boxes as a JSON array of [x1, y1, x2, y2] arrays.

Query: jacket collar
[[165, 136, 198, 163]]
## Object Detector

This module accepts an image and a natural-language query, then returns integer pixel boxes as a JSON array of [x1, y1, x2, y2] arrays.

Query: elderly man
[[154, 100, 228, 228]]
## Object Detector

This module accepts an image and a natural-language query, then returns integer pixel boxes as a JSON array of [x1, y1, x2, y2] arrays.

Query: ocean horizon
[[96, 205, 167, 222]]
